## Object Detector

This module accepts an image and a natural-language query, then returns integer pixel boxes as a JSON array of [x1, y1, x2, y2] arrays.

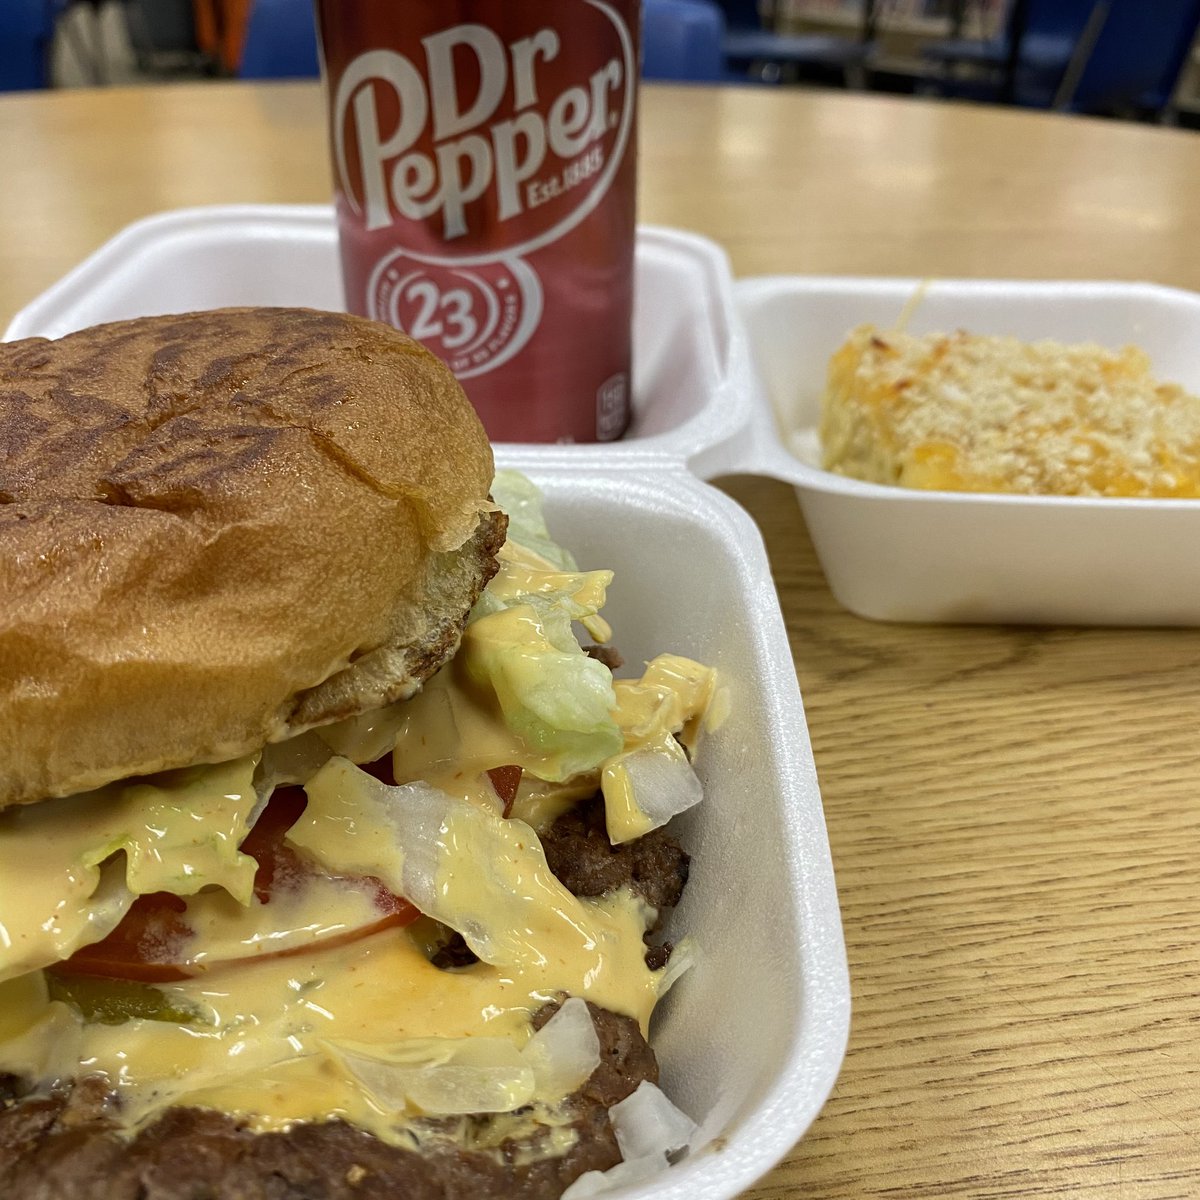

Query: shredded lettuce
[[0, 756, 261, 984], [464, 604, 622, 782], [82, 756, 261, 903], [490, 469, 578, 570], [456, 471, 621, 782]]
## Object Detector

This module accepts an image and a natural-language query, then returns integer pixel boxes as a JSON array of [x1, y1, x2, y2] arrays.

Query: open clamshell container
[[729, 276, 1200, 626], [4, 206, 754, 470], [4, 207, 849, 1200]]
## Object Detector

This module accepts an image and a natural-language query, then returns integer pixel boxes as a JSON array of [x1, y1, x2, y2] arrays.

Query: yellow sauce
[[0, 532, 715, 1152], [0, 888, 654, 1144], [0, 756, 260, 983], [171, 874, 387, 969]]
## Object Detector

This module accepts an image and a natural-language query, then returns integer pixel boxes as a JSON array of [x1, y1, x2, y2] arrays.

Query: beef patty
[[0, 1003, 653, 1200]]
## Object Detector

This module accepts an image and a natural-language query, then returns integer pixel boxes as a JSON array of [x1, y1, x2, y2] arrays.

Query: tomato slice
[[58, 773, 418, 983], [358, 753, 396, 787], [59, 892, 195, 983], [487, 765, 523, 817]]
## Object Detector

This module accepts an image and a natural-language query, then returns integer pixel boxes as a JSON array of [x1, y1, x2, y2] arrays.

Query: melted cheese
[[0, 890, 654, 1143], [169, 873, 388, 970], [290, 759, 657, 1024], [612, 656, 717, 754], [0, 756, 259, 983], [820, 325, 1200, 497]]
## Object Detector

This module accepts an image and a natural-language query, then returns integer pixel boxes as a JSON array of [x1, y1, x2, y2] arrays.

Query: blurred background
[[5, 0, 1200, 128]]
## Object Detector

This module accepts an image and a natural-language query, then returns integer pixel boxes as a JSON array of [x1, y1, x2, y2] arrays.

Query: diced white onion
[[327, 999, 601, 1120], [622, 748, 703, 828], [405, 1062, 536, 1115], [332, 1036, 535, 1116], [561, 1155, 672, 1200], [522, 997, 600, 1098], [610, 1081, 698, 1162], [655, 936, 697, 998], [603, 737, 703, 845], [559, 1082, 697, 1199]]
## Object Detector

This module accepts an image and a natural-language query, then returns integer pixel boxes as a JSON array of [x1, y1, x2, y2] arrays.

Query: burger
[[0, 308, 712, 1199]]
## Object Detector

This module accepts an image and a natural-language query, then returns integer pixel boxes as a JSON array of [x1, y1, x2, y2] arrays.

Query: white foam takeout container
[[502, 463, 848, 1200], [730, 276, 1200, 626], [3, 207, 850, 1200]]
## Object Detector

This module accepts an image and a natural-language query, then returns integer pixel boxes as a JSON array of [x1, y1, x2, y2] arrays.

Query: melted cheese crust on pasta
[[821, 325, 1200, 498]]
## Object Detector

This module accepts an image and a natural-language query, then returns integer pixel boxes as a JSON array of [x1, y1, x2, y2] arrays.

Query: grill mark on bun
[[0, 307, 502, 810]]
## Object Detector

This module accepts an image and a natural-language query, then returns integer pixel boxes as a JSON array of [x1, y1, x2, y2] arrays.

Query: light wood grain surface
[[4, 81, 1200, 1198]]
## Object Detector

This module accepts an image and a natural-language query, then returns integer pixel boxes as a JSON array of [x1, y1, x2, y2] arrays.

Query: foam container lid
[[3, 206, 851, 1199], [3, 205, 754, 473], [14, 204, 1200, 626]]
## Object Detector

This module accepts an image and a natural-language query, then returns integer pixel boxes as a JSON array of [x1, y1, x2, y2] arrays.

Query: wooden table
[[5, 81, 1200, 1198]]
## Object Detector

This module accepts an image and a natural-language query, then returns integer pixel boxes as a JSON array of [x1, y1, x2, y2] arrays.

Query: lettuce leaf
[[490, 470, 578, 570], [464, 604, 622, 782], [456, 470, 620, 781]]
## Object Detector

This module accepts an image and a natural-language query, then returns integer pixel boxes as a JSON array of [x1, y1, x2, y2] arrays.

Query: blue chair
[[238, 0, 319, 80], [1056, 0, 1200, 116], [643, 0, 726, 83], [924, 0, 1200, 116], [717, 0, 870, 86], [0, 0, 54, 91], [921, 0, 1103, 105]]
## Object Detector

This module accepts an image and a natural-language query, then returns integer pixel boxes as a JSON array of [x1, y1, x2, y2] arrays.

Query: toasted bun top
[[0, 307, 501, 810]]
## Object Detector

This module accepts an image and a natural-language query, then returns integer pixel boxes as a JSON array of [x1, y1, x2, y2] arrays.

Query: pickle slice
[[45, 972, 200, 1026]]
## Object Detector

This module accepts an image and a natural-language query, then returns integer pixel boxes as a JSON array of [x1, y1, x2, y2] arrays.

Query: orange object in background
[[192, 0, 252, 73]]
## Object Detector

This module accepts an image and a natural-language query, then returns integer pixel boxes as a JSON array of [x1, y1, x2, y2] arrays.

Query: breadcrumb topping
[[819, 325, 1200, 497]]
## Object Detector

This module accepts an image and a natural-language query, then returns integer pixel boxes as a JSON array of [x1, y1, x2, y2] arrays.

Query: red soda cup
[[315, 1, 640, 443]]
